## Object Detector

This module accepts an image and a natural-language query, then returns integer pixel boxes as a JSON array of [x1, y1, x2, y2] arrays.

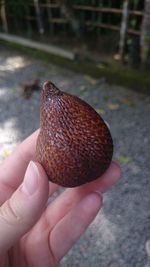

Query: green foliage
[[6, 0, 30, 18], [103, 96, 110, 102], [130, 19, 137, 28], [133, 0, 140, 7], [145, 35, 150, 41], [118, 155, 131, 165]]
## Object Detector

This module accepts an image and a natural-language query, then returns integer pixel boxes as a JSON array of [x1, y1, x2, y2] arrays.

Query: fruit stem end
[[43, 81, 61, 98]]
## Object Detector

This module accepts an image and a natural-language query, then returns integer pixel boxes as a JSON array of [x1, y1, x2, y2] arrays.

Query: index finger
[[0, 130, 39, 189]]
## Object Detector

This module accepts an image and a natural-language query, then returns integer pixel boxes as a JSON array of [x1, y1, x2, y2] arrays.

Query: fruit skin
[[36, 81, 113, 187]]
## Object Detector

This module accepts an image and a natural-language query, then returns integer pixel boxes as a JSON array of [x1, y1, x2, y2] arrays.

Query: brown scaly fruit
[[36, 81, 113, 187]]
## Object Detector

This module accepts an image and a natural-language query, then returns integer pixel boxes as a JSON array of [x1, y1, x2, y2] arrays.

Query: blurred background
[[0, 1, 150, 267], [0, 0, 150, 68]]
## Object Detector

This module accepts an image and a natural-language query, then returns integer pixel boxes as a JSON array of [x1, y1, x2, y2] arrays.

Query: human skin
[[0, 130, 121, 267]]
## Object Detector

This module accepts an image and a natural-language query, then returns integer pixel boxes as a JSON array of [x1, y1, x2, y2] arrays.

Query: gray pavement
[[0, 45, 150, 267]]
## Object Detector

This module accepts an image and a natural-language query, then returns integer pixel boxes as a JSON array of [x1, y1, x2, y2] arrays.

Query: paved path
[[0, 46, 150, 267]]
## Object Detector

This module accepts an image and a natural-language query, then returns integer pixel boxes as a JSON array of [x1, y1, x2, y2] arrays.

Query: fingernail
[[21, 161, 39, 196]]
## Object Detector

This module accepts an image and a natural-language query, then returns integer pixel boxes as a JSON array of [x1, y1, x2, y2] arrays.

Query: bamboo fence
[[0, 1, 146, 62]]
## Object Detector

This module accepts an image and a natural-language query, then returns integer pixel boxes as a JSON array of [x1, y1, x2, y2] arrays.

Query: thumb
[[0, 161, 49, 255]]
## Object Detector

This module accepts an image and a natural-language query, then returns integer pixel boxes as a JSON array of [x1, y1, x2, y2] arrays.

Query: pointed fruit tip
[[42, 80, 61, 98]]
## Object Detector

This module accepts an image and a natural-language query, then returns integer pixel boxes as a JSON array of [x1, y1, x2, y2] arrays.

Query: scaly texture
[[36, 81, 113, 187]]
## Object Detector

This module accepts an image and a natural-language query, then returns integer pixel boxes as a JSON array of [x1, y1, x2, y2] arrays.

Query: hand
[[0, 130, 121, 267]]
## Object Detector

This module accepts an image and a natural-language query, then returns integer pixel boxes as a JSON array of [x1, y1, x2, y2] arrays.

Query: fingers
[[50, 192, 102, 261], [0, 161, 49, 255], [22, 162, 120, 263], [44, 162, 120, 228], [0, 130, 39, 189], [0, 129, 59, 203], [78, 162, 121, 193], [48, 183, 59, 198]]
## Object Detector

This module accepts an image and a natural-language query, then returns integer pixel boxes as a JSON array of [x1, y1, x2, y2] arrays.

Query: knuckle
[[0, 199, 23, 226]]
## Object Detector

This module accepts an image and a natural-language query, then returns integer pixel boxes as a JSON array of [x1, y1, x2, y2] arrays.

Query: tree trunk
[[141, 0, 150, 66], [0, 0, 8, 33], [59, 0, 81, 38], [34, 0, 44, 35], [119, 0, 129, 62]]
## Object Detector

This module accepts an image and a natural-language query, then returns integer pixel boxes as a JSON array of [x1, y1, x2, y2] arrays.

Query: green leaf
[[130, 19, 136, 28], [2, 147, 12, 159], [118, 155, 131, 165], [107, 103, 120, 110], [133, 0, 140, 8], [96, 108, 105, 115], [103, 96, 109, 102], [79, 85, 86, 92], [36, 70, 45, 78], [145, 35, 150, 41], [97, 63, 106, 69], [84, 75, 98, 85]]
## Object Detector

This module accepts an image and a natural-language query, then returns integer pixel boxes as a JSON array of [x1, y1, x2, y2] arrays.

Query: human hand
[[0, 130, 121, 267]]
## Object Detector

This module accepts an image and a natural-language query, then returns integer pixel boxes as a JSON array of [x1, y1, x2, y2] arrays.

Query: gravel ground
[[0, 46, 150, 267]]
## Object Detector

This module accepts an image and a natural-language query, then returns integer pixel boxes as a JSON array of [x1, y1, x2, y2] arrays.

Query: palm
[[5, 206, 59, 267], [0, 131, 120, 267], [4, 226, 56, 267], [2, 182, 102, 267]]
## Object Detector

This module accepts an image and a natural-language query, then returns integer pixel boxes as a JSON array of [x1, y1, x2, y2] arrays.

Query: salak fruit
[[36, 81, 113, 187]]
